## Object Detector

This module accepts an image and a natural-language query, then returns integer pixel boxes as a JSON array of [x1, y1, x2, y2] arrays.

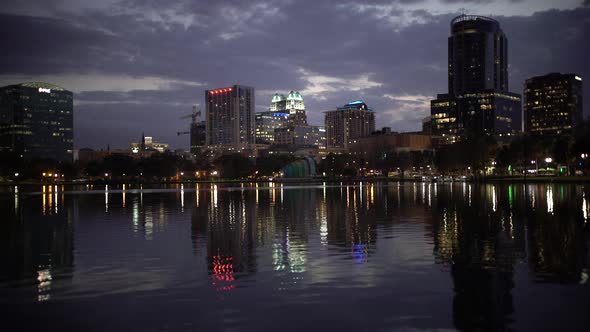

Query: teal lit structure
[[281, 156, 317, 178]]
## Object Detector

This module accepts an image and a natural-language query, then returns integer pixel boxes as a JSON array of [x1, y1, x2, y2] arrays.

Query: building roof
[[271, 93, 286, 102], [19, 82, 67, 91], [286, 91, 303, 101]]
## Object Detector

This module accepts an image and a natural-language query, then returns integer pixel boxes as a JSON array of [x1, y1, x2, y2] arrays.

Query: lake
[[1, 182, 589, 331]]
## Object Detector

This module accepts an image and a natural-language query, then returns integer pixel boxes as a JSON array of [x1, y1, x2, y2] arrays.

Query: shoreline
[[2, 175, 590, 186]]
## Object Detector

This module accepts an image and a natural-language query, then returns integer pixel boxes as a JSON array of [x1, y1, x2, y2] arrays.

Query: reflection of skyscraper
[[204, 189, 257, 291], [430, 184, 523, 331], [431, 15, 521, 143], [525, 184, 588, 283], [325, 185, 377, 261], [0, 191, 75, 302]]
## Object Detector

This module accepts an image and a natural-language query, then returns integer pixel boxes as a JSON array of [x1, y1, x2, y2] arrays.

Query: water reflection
[[0, 191, 75, 304], [1, 182, 589, 330]]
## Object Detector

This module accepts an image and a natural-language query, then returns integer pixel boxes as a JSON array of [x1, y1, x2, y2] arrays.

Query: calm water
[[1, 182, 589, 331]]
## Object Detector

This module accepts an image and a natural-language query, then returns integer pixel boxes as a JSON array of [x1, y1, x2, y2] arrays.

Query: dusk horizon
[[1, 0, 589, 150]]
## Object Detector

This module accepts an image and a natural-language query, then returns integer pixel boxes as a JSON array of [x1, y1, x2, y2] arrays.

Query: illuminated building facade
[[270, 91, 307, 125], [206, 85, 255, 150], [0, 82, 74, 161], [431, 15, 521, 142], [324, 100, 375, 149], [274, 125, 326, 149], [524, 73, 583, 136], [255, 111, 289, 144], [130, 134, 169, 153]]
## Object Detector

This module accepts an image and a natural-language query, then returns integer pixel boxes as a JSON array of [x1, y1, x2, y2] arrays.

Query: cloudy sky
[[1, 0, 589, 149]]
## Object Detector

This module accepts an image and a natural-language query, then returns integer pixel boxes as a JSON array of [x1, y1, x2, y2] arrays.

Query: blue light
[[348, 100, 364, 105], [273, 112, 289, 118]]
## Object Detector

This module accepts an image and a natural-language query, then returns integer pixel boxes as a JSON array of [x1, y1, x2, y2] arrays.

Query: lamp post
[[545, 157, 552, 175]]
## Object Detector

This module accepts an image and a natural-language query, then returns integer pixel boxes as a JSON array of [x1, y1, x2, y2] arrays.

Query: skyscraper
[[255, 111, 289, 144], [524, 73, 583, 136], [270, 91, 307, 125], [325, 100, 375, 149], [0, 82, 74, 161], [205, 85, 255, 151], [431, 15, 521, 143], [448, 15, 508, 95]]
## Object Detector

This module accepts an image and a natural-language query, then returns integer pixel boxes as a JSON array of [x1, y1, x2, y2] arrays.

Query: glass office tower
[[0, 82, 74, 161]]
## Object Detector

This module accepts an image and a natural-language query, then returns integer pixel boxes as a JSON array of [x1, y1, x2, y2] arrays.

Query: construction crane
[[177, 105, 202, 136]]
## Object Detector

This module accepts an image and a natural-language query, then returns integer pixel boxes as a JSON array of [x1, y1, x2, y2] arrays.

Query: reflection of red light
[[211, 255, 235, 291]]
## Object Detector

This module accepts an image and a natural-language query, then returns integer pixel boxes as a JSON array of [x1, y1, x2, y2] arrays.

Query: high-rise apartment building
[[431, 15, 521, 143], [324, 100, 375, 149], [205, 85, 255, 150], [0, 82, 74, 161], [524, 73, 583, 136]]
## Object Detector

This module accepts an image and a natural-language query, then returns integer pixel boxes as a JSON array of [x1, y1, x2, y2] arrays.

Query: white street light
[[545, 157, 553, 163]]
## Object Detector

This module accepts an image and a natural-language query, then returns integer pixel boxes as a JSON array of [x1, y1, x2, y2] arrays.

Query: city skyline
[[0, 0, 588, 149]]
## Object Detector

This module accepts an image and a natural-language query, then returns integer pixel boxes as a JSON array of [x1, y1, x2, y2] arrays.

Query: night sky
[[1, 0, 588, 150]]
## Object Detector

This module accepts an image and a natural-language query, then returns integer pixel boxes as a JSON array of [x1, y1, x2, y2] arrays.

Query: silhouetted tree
[[213, 153, 253, 179]]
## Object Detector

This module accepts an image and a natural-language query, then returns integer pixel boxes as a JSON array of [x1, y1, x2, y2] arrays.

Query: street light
[[14, 172, 19, 177], [545, 157, 553, 163]]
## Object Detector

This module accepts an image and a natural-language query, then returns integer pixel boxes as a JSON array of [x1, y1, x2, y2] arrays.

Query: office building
[[524, 73, 583, 136], [0, 82, 74, 161], [274, 125, 326, 149], [430, 15, 522, 142], [255, 111, 289, 144], [205, 85, 255, 151], [270, 91, 307, 125], [130, 134, 169, 153], [325, 100, 375, 149]]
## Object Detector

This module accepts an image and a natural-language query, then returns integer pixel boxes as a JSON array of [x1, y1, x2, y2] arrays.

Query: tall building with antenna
[[430, 14, 521, 143]]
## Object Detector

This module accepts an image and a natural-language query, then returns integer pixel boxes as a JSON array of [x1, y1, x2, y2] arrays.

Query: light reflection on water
[[1, 182, 589, 331]]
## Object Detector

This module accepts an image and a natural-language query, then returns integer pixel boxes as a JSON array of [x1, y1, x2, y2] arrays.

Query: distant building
[[430, 15, 521, 143], [524, 73, 583, 136], [349, 132, 432, 154], [274, 125, 326, 149], [324, 100, 375, 149], [0, 82, 74, 161], [270, 91, 307, 125], [255, 111, 289, 144], [206, 85, 255, 151], [349, 132, 433, 167], [421, 116, 432, 135], [131, 134, 169, 154], [190, 121, 206, 153], [77, 148, 135, 163]]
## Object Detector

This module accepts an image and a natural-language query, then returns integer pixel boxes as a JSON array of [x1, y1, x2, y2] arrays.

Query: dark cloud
[[0, 1, 588, 149]]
